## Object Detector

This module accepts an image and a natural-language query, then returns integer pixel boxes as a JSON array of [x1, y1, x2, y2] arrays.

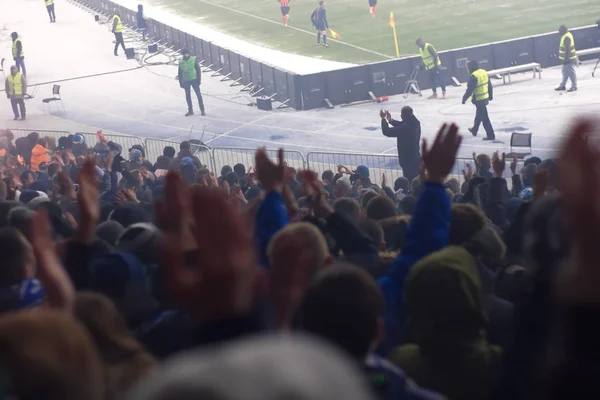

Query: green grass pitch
[[150, 0, 600, 64]]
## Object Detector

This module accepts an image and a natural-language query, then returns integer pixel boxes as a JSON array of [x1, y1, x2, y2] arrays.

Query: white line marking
[[190, 0, 394, 59], [205, 114, 273, 144]]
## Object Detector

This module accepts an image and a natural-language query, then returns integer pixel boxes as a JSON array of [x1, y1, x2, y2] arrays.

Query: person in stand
[[368, 0, 377, 16], [462, 60, 495, 141], [555, 25, 577, 92], [178, 49, 205, 117], [45, 0, 56, 22], [380, 106, 421, 182], [112, 12, 126, 56], [416, 37, 446, 99], [280, 0, 290, 27], [5, 66, 27, 121], [137, 4, 148, 41], [11, 32, 26, 77], [311, 1, 329, 48]]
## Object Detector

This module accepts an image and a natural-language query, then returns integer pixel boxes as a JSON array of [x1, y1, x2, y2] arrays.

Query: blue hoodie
[[377, 182, 450, 355]]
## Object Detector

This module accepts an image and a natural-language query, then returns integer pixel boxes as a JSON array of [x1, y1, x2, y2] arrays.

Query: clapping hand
[[492, 151, 506, 178], [421, 123, 462, 183]]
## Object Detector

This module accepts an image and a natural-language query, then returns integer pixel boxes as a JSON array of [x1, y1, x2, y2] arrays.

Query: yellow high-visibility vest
[[471, 69, 489, 102], [419, 43, 441, 70], [559, 32, 576, 61], [113, 15, 123, 33], [12, 39, 24, 58], [45, 0, 54, 6], [7, 73, 24, 96]]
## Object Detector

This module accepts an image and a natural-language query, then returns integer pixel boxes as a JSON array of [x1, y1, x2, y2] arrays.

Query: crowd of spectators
[[0, 117, 597, 400]]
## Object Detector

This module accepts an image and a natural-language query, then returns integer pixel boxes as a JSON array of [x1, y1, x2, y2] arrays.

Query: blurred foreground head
[[0, 309, 104, 400], [129, 335, 375, 400]]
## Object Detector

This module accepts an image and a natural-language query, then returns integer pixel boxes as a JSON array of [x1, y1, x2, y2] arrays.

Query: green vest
[[7, 73, 24, 96], [419, 43, 441, 70], [45, 0, 54, 6], [559, 32, 576, 61], [180, 56, 198, 81], [12, 39, 24, 58], [471, 69, 489, 102], [113, 15, 123, 33]]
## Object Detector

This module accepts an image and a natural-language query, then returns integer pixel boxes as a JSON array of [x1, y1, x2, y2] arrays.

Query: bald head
[[400, 106, 413, 121]]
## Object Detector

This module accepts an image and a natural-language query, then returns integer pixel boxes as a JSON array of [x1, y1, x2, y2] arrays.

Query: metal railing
[[3, 127, 526, 186], [78, 132, 145, 155], [211, 147, 306, 176]]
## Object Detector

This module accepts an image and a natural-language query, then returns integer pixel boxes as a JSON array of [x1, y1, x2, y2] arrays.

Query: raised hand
[[510, 156, 518, 176], [30, 210, 75, 312], [462, 163, 473, 182], [162, 183, 259, 323], [492, 151, 506, 178], [255, 148, 285, 192], [77, 158, 100, 244], [558, 117, 600, 299], [421, 123, 462, 183]]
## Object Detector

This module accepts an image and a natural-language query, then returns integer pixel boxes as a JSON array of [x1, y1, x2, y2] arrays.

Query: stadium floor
[[2, 0, 600, 163]]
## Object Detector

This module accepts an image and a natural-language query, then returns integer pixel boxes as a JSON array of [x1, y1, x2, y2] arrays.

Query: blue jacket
[[256, 191, 289, 269], [377, 182, 450, 355]]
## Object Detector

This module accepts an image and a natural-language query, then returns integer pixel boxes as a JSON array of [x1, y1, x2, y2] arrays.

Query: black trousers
[[47, 4, 56, 21], [473, 101, 495, 139], [183, 80, 204, 112], [11, 98, 26, 118], [400, 161, 419, 182], [114, 32, 126, 54]]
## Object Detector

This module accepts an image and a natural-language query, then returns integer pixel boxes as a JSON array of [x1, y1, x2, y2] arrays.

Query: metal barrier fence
[[211, 148, 306, 176], [306, 152, 401, 186], [77, 133, 146, 156], [4, 127, 524, 189], [6, 129, 73, 143]]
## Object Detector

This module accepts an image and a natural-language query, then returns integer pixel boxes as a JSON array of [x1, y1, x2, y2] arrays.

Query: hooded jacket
[[30, 144, 51, 171], [389, 246, 502, 400]]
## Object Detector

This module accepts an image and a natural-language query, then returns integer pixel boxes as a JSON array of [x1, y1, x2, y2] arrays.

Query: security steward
[[112, 12, 126, 56], [178, 49, 205, 117], [5, 65, 27, 121], [11, 32, 26, 77], [462, 60, 495, 141], [45, 0, 56, 22], [555, 25, 577, 92], [416, 37, 446, 99]]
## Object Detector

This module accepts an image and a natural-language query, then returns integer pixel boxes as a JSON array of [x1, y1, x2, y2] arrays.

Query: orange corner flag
[[329, 28, 341, 39], [389, 12, 395, 28]]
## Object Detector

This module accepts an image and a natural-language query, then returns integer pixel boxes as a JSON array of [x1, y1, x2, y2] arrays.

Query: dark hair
[[225, 171, 239, 187], [47, 163, 61, 178], [322, 170, 335, 183], [299, 264, 384, 360], [366, 196, 397, 221], [449, 203, 486, 245], [380, 216, 410, 251], [400, 195, 417, 215], [233, 163, 246, 178], [0, 227, 32, 288], [163, 146, 176, 158], [180, 141, 191, 151], [468, 60, 480, 71], [220, 165, 233, 177], [394, 177, 409, 192], [360, 191, 378, 210], [357, 218, 384, 247], [333, 198, 360, 220]]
